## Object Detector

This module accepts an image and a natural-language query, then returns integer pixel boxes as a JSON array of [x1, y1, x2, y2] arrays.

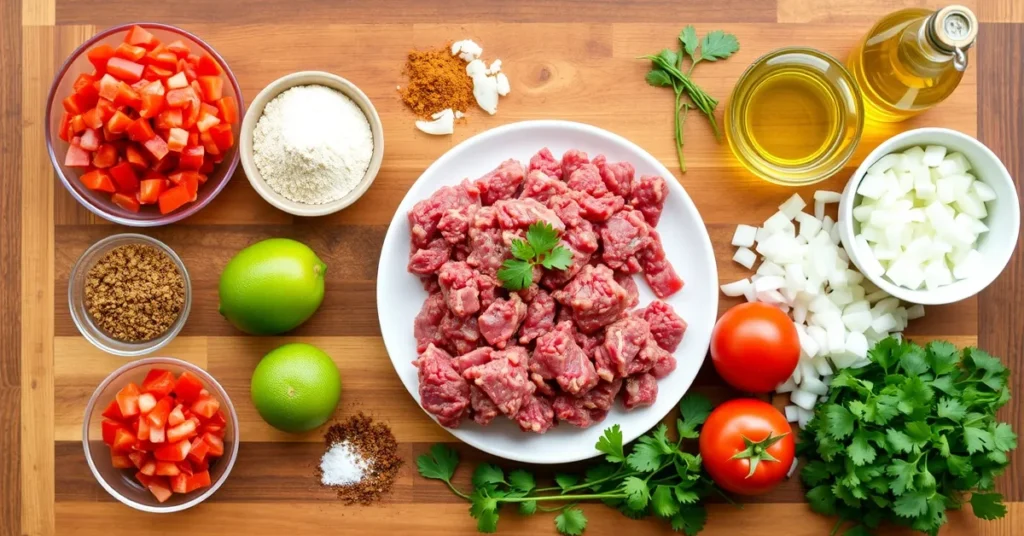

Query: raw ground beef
[[409, 149, 687, 433]]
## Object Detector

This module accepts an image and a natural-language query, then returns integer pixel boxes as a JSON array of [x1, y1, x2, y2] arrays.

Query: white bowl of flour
[[240, 71, 384, 217]]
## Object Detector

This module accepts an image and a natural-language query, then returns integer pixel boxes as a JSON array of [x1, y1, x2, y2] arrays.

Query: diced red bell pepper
[[166, 127, 188, 152], [155, 460, 181, 476], [197, 76, 223, 102], [158, 185, 191, 215], [145, 49, 179, 70], [58, 112, 72, 142], [165, 87, 197, 109], [177, 460, 195, 476], [109, 161, 139, 192], [187, 435, 210, 463], [64, 144, 91, 168], [101, 419, 123, 445], [113, 82, 142, 109], [81, 107, 104, 130], [73, 73, 97, 94], [106, 110, 134, 134], [115, 383, 141, 416], [147, 479, 173, 503], [154, 439, 191, 462], [124, 25, 157, 49], [147, 396, 174, 428], [137, 392, 157, 414], [208, 123, 234, 153], [140, 79, 166, 96], [140, 93, 165, 119], [134, 439, 156, 452], [138, 178, 165, 204], [128, 451, 149, 469], [139, 459, 157, 476], [168, 404, 186, 427], [97, 73, 120, 101], [195, 55, 221, 76], [170, 473, 189, 494], [111, 453, 134, 469], [165, 71, 189, 90], [81, 169, 116, 192], [141, 368, 176, 397], [184, 470, 212, 493], [101, 399, 125, 421], [137, 414, 151, 439], [79, 128, 101, 151], [152, 153, 178, 172], [178, 145, 204, 171], [125, 144, 148, 168], [179, 58, 198, 82], [166, 40, 191, 58], [167, 419, 198, 444], [195, 110, 221, 133], [173, 371, 205, 403], [202, 433, 224, 457], [155, 108, 183, 130], [71, 114, 86, 134], [149, 425, 166, 444], [191, 395, 220, 420], [114, 42, 146, 62], [199, 130, 220, 156], [142, 64, 174, 81], [112, 192, 140, 213], [215, 96, 238, 124], [111, 428, 137, 453], [135, 471, 157, 487], [144, 135, 170, 161], [91, 143, 118, 169], [62, 93, 86, 115], [126, 117, 155, 142], [106, 57, 145, 83], [87, 44, 116, 72]]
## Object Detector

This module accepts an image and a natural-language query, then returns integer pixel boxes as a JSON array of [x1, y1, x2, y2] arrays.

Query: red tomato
[[155, 461, 181, 477], [91, 144, 118, 169], [173, 371, 205, 402], [124, 25, 157, 49], [138, 178, 165, 204], [144, 136, 170, 161], [112, 193, 141, 213], [111, 453, 134, 469], [101, 419, 123, 445], [79, 128, 101, 151], [106, 57, 145, 82], [699, 399, 795, 496], [215, 96, 238, 124], [125, 145, 149, 168], [141, 369, 176, 397], [167, 419, 198, 444], [188, 436, 210, 463], [111, 428, 137, 453], [114, 42, 146, 62], [147, 478, 173, 504], [154, 439, 191, 462], [86, 44, 116, 72], [149, 425, 166, 444], [101, 400, 124, 421], [109, 162, 139, 193], [710, 303, 800, 393], [191, 395, 220, 420], [64, 144, 91, 167], [147, 397, 174, 428], [202, 433, 224, 457], [178, 146, 204, 171], [137, 392, 157, 414], [167, 405, 186, 427], [114, 383, 141, 416]]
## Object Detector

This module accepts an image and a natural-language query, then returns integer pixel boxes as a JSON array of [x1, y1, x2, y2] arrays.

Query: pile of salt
[[319, 440, 371, 486]]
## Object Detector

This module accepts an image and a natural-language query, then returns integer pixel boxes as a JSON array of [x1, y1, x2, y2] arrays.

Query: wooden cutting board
[[5, 0, 1022, 534]]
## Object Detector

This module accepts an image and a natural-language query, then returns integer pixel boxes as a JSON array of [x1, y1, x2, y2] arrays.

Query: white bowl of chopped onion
[[838, 128, 1019, 305]]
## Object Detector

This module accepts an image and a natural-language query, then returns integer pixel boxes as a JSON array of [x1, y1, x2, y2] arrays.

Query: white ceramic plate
[[377, 120, 718, 464]]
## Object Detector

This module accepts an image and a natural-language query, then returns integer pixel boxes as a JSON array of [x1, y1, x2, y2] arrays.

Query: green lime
[[250, 343, 341, 433], [218, 238, 326, 335]]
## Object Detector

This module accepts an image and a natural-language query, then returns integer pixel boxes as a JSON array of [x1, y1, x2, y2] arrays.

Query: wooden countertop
[[3, 0, 1021, 534]]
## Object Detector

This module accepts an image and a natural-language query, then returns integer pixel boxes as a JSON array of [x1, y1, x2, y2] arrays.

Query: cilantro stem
[[497, 493, 627, 504], [443, 479, 471, 501], [537, 504, 570, 513]]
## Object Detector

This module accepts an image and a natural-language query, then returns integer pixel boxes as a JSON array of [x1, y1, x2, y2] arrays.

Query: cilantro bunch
[[497, 222, 573, 291], [642, 26, 739, 172], [799, 337, 1017, 536], [417, 395, 719, 535]]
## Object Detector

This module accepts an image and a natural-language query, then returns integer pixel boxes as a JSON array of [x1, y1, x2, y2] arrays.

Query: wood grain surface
[[5, 1, 1022, 535]]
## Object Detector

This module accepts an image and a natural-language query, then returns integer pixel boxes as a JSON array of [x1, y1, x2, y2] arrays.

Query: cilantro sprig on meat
[[497, 222, 573, 291], [417, 394, 720, 534], [799, 337, 1017, 536]]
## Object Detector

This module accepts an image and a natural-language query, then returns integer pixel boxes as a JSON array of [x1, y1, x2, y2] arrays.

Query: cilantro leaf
[[904, 421, 932, 446], [518, 500, 537, 516], [898, 342, 929, 376], [651, 485, 679, 518], [936, 398, 966, 421], [627, 442, 663, 472], [645, 69, 673, 87], [698, 30, 739, 61], [671, 505, 707, 536], [893, 491, 929, 518], [417, 444, 459, 481], [656, 48, 679, 67], [886, 459, 917, 495], [970, 492, 1008, 520], [525, 222, 560, 253], [897, 376, 933, 414], [992, 422, 1017, 451], [622, 476, 650, 510], [541, 245, 574, 270], [649, 424, 673, 453], [596, 424, 625, 463], [509, 238, 535, 261], [679, 26, 699, 57], [801, 460, 831, 486], [674, 486, 700, 504], [806, 485, 837, 515], [554, 508, 587, 536], [497, 259, 534, 291], [508, 469, 535, 492], [472, 463, 505, 489], [925, 341, 959, 375], [476, 508, 499, 533], [849, 431, 877, 466], [823, 405, 856, 440], [964, 426, 994, 454], [555, 473, 579, 491], [868, 337, 901, 369], [964, 347, 1006, 375], [678, 394, 712, 425]]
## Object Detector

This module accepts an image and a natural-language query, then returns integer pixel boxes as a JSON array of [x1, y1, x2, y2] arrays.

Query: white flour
[[253, 85, 373, 205]]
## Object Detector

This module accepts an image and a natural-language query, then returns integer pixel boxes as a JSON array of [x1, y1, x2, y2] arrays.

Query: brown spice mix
[[84, 243, 185, 342], [400, 46, 475, 118], [318, 413, 402, 504]]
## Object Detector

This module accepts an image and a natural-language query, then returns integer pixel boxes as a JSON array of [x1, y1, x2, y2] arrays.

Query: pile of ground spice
[[84, 243, 185, 342], [399, 46, 475, 118], [317, 413, 402, 504]]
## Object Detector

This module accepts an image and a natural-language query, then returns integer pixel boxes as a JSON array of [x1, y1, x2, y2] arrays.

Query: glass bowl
[[725, 47, 864, 186], [68, 233, 191, 357], [83, 357, 239, 513], [45, 22, 243, 226]]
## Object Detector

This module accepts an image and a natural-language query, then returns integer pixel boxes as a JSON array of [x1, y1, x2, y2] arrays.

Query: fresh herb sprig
[[799, 337, 1017, 536], [417, 394, 718, 535], [497, 222, 573, 291], [642, 27, 739, 172]]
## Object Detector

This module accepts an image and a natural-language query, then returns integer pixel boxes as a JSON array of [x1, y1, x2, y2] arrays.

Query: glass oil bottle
[[848, 5, 978, 122]]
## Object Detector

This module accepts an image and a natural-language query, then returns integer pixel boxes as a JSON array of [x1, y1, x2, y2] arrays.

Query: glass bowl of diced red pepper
[[83, 358, 239, 512], [46, 23, 243, 225]]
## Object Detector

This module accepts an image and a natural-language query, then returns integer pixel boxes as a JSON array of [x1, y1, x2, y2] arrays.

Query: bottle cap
[[930, 5, 978, 52]]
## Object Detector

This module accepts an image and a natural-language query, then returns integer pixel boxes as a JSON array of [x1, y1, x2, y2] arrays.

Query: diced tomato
[[134, 439, 156, 452], [184, 470, 212, 493], [197, 76, 223, 101], [147, 477, 174, 503], [73, 73, 97, 94], [111, 453, 134, 469], [114, 383, 141, 417], [101, 399, 125, 421], [125, 144, 148, 168], [109, 162, 139, 192], [127, 117, 155, 142], [166, 127, 188, 152], [81, 107, 104, 129], [71, 114, 86, 134], [152, 153, 178, 172], [165, 87, 196, 109], [111, 428, 137, 453], [58, 112, 72, 142], [149, 425, 166, 444], [144, 135, 170, 161], [155, 108, 183, 130], [147, 396, 174, 428], [195, 110, 221, 133], [142, 64, 174, 81], [208, 123, 234, 153], [128, 451, 149, 469], [91, 143, 118, 169], [158, 186, 191, 215], [101, 419, 123, 445], [87, 44, 116, 72], [177, 146, 204, 171], [140, 79, 166, 96], [79, 128, 101, 151], [114, 42, 146, 62], [170, 473, 189, 493], [173, 371, 205, 403], [167, 419, 198, 444], [139, 458, 157, 476], [138, 178, 165, 204], [97, 73, 120, 101], [63, 93, 86, 115], [145, 49, 178, 70], [166, 40, 191, 58], [106, 110, 134, 134], [124, 25, 157, 49], [179, 58, 198, 83], [135, 471, 157, 488], [137, 414, 151, 439], [202, 433, 224, 457], [112, 192, 140, 212], [209, 410, 227, 427], [191, 395, 220, 420], [168, 404, 186, 427], [80, 169, 116, 192], [154, 439, 191, 462], [113, 82, 142, 109], [107, 57, 145, 83], [199, 130, 221, 156], [155, 460, 181, 476], [141, 368, 175, 397], [195, 55, 221, 76], [187, 435, 210, 463], [165, 71, 189, 90], [140, 93, 165, 119], [215, 96, 238, 124]]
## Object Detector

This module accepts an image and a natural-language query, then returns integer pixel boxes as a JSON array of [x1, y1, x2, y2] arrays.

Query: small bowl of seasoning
[[69, 234, 191, 357], [239, 71, 384, 217]]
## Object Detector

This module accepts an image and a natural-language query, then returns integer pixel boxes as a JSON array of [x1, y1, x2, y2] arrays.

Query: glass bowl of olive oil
[[726, 47, 864, 186]]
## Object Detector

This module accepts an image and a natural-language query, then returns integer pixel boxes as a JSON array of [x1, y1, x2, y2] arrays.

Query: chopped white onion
[[720, 278, 752, 297], [784, 405, 800, 422], [732, 224, 757, 247], [733, 247, 756, 269]]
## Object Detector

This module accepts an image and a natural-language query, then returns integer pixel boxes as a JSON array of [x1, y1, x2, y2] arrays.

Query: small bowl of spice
[[239, 71, 384, 217], [69, 234, 191, 357]]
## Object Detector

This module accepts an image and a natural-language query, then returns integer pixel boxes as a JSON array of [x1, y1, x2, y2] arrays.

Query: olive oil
[[849, 6, 977, 122], [726, 48, 863, 186]]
